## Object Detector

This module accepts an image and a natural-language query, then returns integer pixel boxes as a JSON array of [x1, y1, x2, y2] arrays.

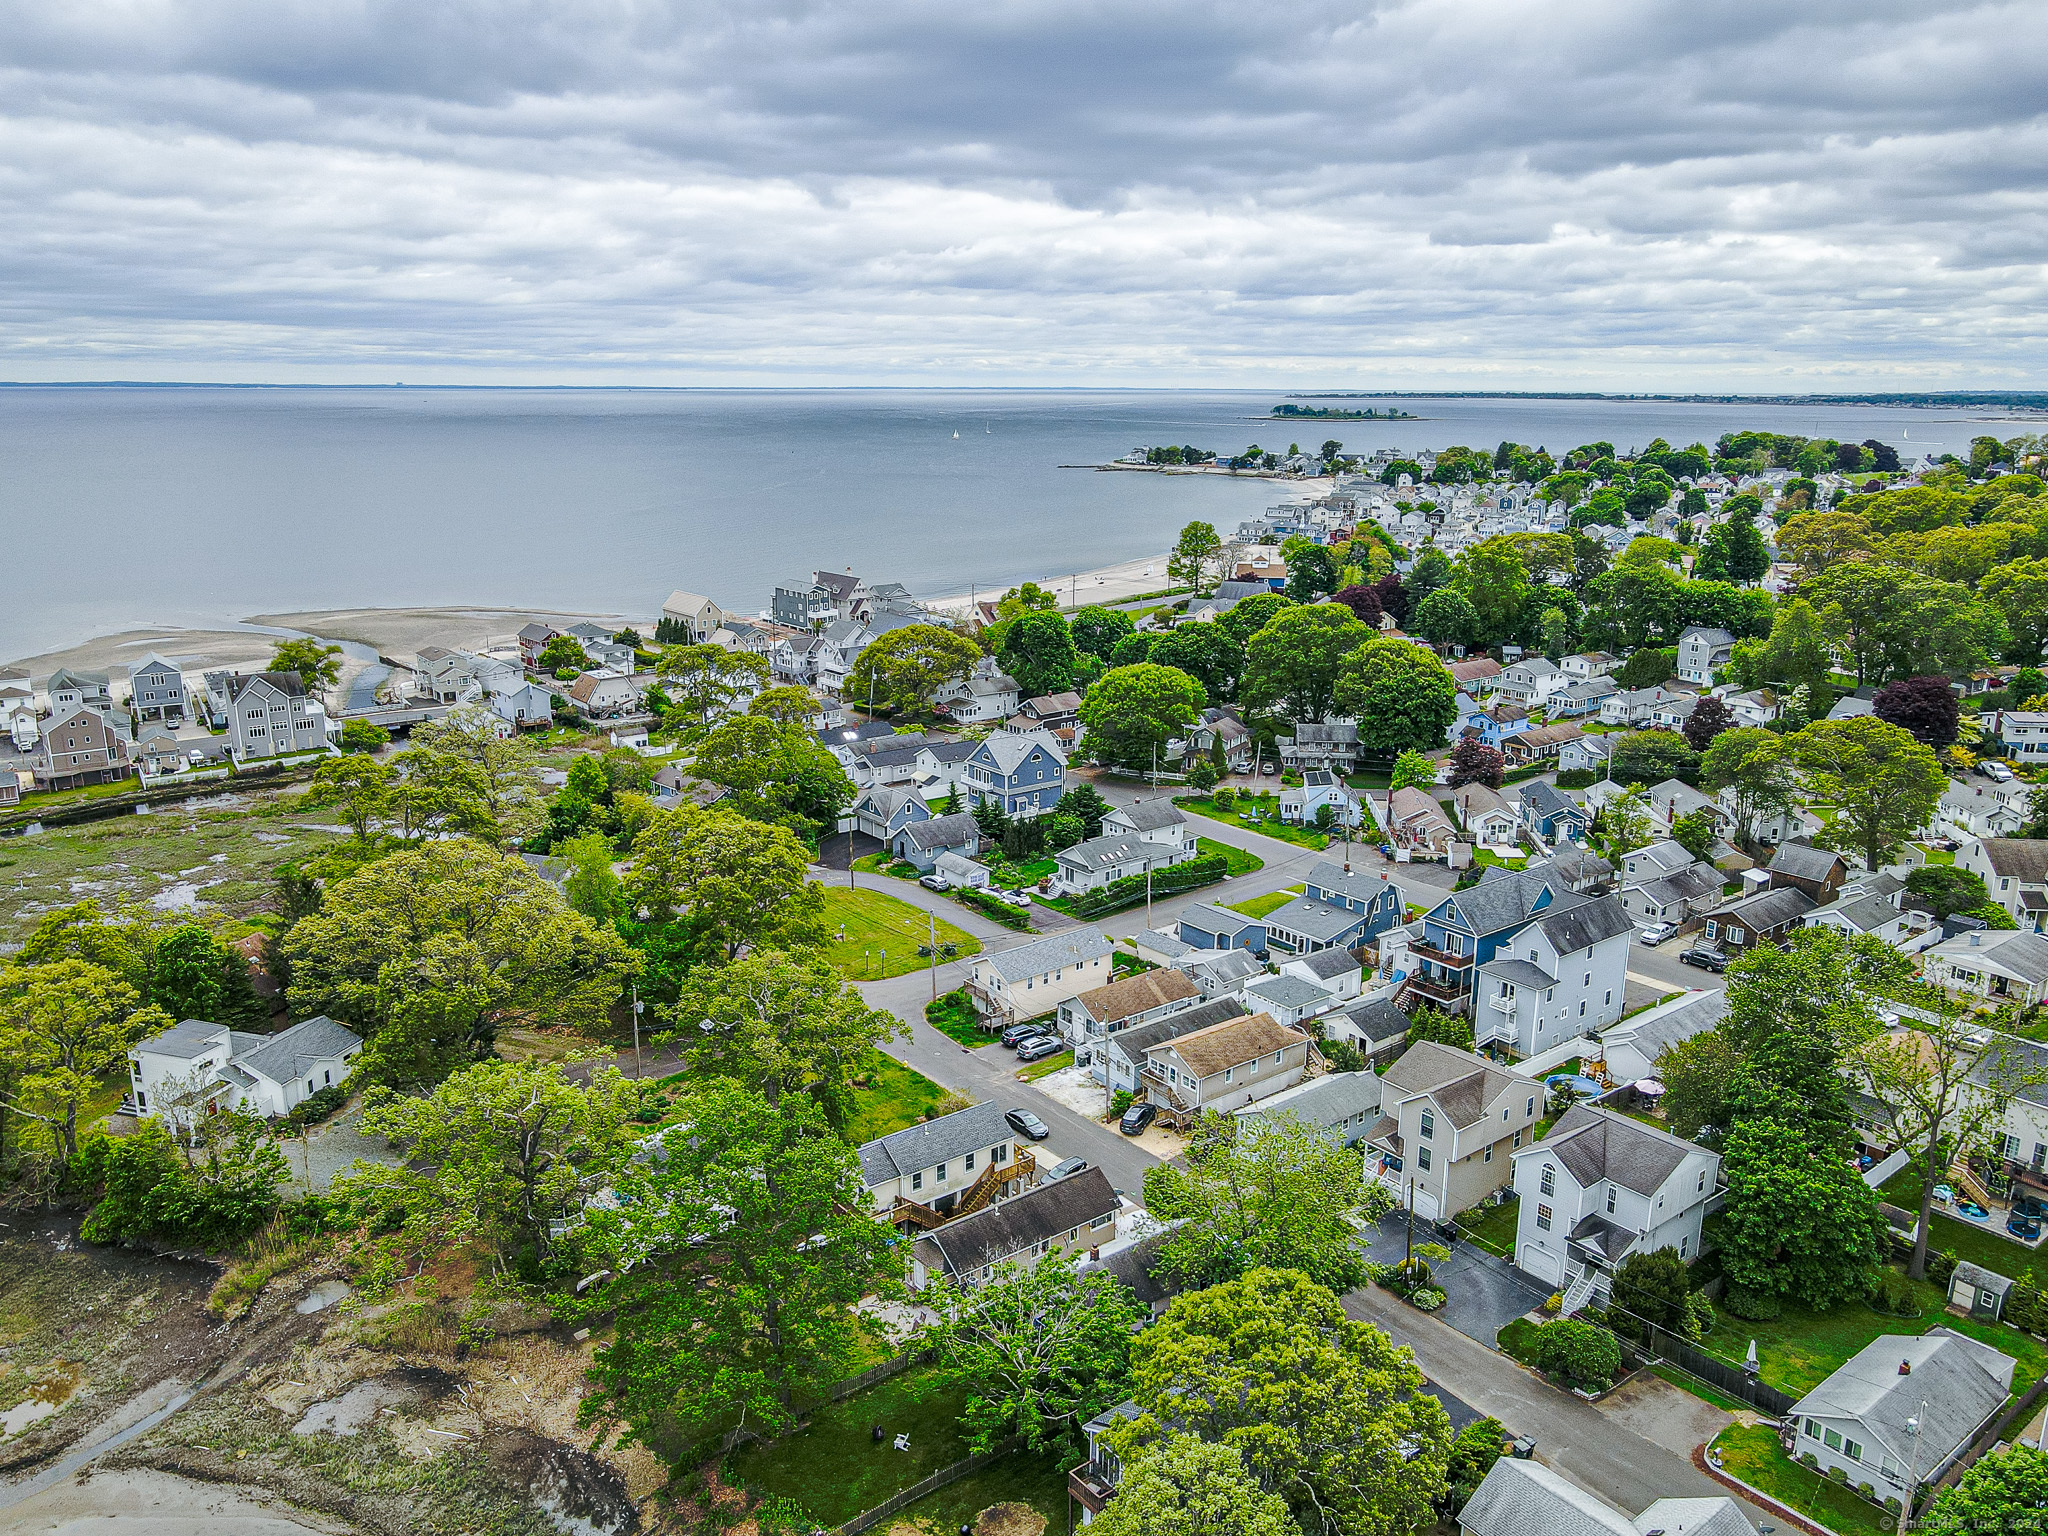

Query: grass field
[[1711, 1423, 1892, 1536], [1877, 1165, 2042, 1280], [0, 793, 348, 942], [1226, 883, 1305, 920], [1197, 836, 1265, 875], [1019, 1048, 1075, 1081], [898, 1448, 1068, 1531], [842, 1051, 961, 1143], [925, 989, 993, 1047], [1454, 1198, 1520, 1259], [1174, 793, 1331, 850], [818, 886, 981, 981]]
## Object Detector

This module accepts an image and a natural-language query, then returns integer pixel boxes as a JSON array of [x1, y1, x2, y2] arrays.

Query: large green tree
[[1698, 727, 1797, 847], [1332, 639, 1457, 757], [281, 839, 638, 1055], [1409, 589, 1478, 648], [1109, 1267, 1451, 1536], [1607, 729, 1697, 786], [1071, 606, 1136, 661], [1791, 716, 1946, 873], [406, 704, 548, 846], [689, 714, 853, 840], [1168, 521, 1225, 591], [1143, 1110, 1387, 1295], [842, 624, 979, 715], [1451, 539, 1530, 647], [1240, 605, 1371, 723], [1983, 556, 2048, 665], [998, 610, 1079, 698], [655, 643, 771, 726], [1807, 563, 2004, 685], [1077, 663, 1207, 772], [1093, 1435, 1296, 1536], [1924, 1445, 2048, 1536], [625, 804, 828, 963], [580, 1084, 901, 1450], [149, 923, 268, 1028], [0, 961, 170, 1160], [1149, 624, 1245, 702], [269, 637, 344, 695]]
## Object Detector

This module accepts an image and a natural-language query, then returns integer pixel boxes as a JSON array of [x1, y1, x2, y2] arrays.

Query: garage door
[[1521, 1244, 1564, 1286], [1412, 1188, 1440, 1221]]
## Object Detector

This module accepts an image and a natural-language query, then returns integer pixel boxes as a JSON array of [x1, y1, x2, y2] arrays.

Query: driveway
[[1356, 1214, 1548, 1347]]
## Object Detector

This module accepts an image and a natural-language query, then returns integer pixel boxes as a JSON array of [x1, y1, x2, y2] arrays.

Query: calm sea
[[0, 387, 2023, 658]]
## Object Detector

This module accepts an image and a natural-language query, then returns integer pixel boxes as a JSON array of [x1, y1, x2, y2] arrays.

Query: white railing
[[1561, 1267, 1601, 1314]]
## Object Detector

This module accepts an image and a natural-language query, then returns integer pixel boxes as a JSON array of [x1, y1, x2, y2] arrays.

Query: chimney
[[1899, 1359, 1912, 1375]]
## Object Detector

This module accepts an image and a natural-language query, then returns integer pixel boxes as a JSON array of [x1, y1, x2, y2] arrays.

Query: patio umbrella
[[1744, 1339, 1759, 1374], [1634, 1078, 1666, 1096]]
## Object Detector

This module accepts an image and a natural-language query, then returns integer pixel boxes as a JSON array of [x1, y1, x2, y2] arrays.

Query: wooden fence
[[835, 1436, 1025, 1536]]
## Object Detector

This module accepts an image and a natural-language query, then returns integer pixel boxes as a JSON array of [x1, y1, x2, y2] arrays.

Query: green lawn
[[1197, 836, 1265, 875], [1019, 1048, 1075, 1082], [1877, 1166, 2041, 1281], [818, 886, 982, 981], [1016, 857, 1058, 879], [1711, 1423, 1893, 1536], [1454, 1198, 1520, 1260], [724, 1369, 974, 1526], [842, 1051, 960, 1143], [1915, 843, 1957, 867], [1174, 794, 1331, 850], [1226, 883, 1305, 920], [898, 1447, 1069, 1531], [1473, 849, 1529, 871], [925, 989, 994, 1047]]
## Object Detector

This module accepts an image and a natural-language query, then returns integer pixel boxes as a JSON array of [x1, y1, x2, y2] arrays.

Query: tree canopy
[[1077, 663, 1207, 772], [1332, 639, 1458, 758], [1240, 605, 1372, 723], [843, 624, 979, 714]]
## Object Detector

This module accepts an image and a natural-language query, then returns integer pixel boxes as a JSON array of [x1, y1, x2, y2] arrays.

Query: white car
[[1000, 889, 1035, 909], [1636, 921, 1679, 946], [1984, 761, 2016, 783]]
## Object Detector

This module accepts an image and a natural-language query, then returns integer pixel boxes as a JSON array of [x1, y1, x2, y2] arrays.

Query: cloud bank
[[0, 0, 2043, 385]]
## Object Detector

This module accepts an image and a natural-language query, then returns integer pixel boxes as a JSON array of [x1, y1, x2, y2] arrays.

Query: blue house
[[966, 731, 1067, 819], [1178, 902, 1266, 954], [852, 785, 930, 842], [1260, 861, 1407, 955], [1517, 780, 1591, 844], [1406, 869, 1560, 1014]]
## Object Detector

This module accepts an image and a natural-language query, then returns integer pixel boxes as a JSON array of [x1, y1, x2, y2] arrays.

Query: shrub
[[1410, 1287, 1446, 1311], [1869, 1272, 1923, 1318], [1188, 760, 1219, 792], [1320, 1036, 1366, 1074], [1213, 786, 1237, 812], [1722, 1285, 1782, 1321], [1111, 1089, 1136, 1116], [1544, 1291, 1564, 1315], [1800, 1452, 1820, 1469], [1528, 1317, 1622, 1391], [287, 1083, 350, 1127], [1685, 1291, 1718, 1337], [1556, 767, 1597, 789], [1827, 1466, 1848, 1485]]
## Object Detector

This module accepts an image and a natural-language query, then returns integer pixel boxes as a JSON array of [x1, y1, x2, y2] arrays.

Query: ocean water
[[0, 387, 2024, 658]]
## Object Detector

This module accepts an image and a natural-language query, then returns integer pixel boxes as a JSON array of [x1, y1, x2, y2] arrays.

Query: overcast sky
[[1, 0, 2043, 388]]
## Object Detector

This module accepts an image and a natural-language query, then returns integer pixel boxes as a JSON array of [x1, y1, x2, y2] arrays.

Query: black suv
[[1119, 1102, 1159, 1136]]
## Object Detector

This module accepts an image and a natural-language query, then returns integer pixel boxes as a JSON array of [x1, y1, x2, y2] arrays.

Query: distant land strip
[[1284, 390, 2048, 408]]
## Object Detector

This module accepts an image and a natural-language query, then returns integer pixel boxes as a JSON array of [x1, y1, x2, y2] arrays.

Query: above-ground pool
[[1545, 1073, 1604, 1098]]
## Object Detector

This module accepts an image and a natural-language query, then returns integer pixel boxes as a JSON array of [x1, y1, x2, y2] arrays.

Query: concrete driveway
[[1594, 1372, 1735, 1460], [1357, 1213, 1549, 1348]]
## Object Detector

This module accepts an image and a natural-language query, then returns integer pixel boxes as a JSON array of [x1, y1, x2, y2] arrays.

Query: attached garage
[[1520, 1244, 1564, 1287], [1412, 1188, 1440, 1221]]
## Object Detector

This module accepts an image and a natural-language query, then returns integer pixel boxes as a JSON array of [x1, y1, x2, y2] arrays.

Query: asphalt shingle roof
[[1291, 948, 1362, 981], [919, 1168, 1119, 1276], [1242, 975, 1332, 1011], [1978, 839, 2048, 883], [1105, 995, 1250, 1060], [1541, 1103, 1694, 1198], [1113, 799, 1187, 833], [1262, 894, 1373, 944], [1788, 1329, 2014, 1470], [901, 813, 980, 852], [1070, 968, 1200, 1025], [1157, 1012, 1308, 1078], [979, 930, 1113, 984], [857, 1101, 1014, 1187], [1461, 1458, 1638, 1536], [235, 1015, 361, 1087]]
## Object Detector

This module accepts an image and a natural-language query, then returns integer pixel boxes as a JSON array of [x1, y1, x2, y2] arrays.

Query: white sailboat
[[952, 430, 960, 439]]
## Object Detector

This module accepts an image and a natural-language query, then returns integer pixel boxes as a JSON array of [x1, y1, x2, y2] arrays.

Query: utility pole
[[928, 908, 940, 1003], [1405, 1176, 1416, 1274], [1145, 865, 1154, 929], [630, 981, 644, 1080]]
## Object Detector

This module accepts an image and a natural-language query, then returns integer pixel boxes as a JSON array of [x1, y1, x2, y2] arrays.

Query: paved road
[[1340, 1284, 1763, 1519]]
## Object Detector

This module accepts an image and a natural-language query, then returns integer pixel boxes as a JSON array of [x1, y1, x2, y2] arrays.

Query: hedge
[[1065, 855, 1230, 919], [951, 887, 1032, 930]]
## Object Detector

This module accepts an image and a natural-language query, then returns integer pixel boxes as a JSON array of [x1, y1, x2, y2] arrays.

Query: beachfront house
[[39, 706, 131, 790], [661, 591, 728, 643], [47, 668, 113, 713], [126, 654, 188, 723], [224, 672, 335, 760]]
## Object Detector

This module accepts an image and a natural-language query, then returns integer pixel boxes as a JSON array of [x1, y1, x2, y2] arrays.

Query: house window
[[1536, 1204, 1552, 1231], [936, 1162, 948, 1182], [1484, 1146, 1492, 1162], [1805, 1419, 1822, 1440], [1844, 1439, 1862, 1463], [1729, 927, 1746, 945], [1224, 1067, 1233, 1083], [965, 1152, 976, 1171], [1540, 1166, 1555, 1196], [1698, 1169, 1707, 1192], [1680, 1235, 1690, 1257], [995, 1144, 1009, 1163], [1526, 1096, 1536, 1117], [1824, 1429, 1841, 1451], [1418, 1148, 1432, 1170], [1513, 1129, 1523, 1147], [1604, 990, 1612, 1006], [1606, 1187, 1617, 1214], [911, 1172, 923, 1190], [1420, 1109, 1434, 1139]]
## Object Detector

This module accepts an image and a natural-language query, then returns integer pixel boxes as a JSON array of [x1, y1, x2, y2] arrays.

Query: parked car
[[1045, 1156, 1090, 1182], [1016, 1036, 1064, 1063], [1983, 760, 2017, 783], [999, 889, 1035, 909], [1119, 1102, 1159, 1135], [1679, 946, 1728, 973], [1261, 762, 1280, 776], [1001, 1020, 1051, 1047], [2010, 1213, 2043, 1241], [1637, 921, 1679, 946], [1004, 1108, 1051, 1140], [918, 873, 950, 892]]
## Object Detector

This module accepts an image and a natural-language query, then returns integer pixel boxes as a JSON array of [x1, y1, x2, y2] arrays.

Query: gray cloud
[[0, 0, 2042, 383]]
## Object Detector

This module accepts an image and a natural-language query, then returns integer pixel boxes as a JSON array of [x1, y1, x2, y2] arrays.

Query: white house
[[1960, 838, 2048, 932], [935, 658, 1022, 725], [1618, 860, 1724, 928], [1280, 947, 1365, 1001], [1056, 968, 1202, 1051], [1785, 1331, 2015, 1501], [855, 1101, 1030, 1225], [1460, 1457, 1753, 1536], [1495, 657, 1566, 709], [1233, 1071, 1381, 1146], [1561, 652, 1619, 682], [1925, 928, 2048, 1007], [1510, 1102, 1721, 1298], [127, 1015, 363, 1123], [1279, 769, 1364, 828], [1471, 892, 1634, 1059], [1239, 973, 1337, 1029], [1938, 781, 2029, 842], [1052, 832, 1195, 895], [967, 930, 1114, 1025], [1101, 799, 1196, 854], [1452, 782, 1521, 847], [1599, 990, 1726, 1085]]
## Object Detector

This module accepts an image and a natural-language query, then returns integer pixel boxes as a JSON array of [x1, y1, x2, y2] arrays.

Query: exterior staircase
[[1951, 1159, 1995, 1209], [1560, 1267, 1603, 1316], [889, 1150, 1037, 1232]]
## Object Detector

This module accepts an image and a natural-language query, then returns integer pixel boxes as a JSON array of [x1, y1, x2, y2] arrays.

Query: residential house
[[488, 682, 554, 729], [856, 1102, 1030, 1226], [1459, 1455, 1753, 1536], [1599, 685, 1688, 728], [1647, 778, 1722, 835], [1510, 1103, 1721, 1296], [1618, 861, 1725, 928], [912, 738, 979, 800], [851, 784, 930, 842], [1321, 995, 1412, 1068], [1280, 946, 1365, 1001], [127, 1015, 362, 1123], [1519, 779, 1592, 845], [1496, 657, 1566, 710], [39, 707, 130, 789], [1101, 799, 1196, 856], [1600, 989, 1727, 1084], [1279, 768, 1364, 828], [415, 647, 482, 703], [1960, 838, 2048, 932], [47, 668, 112, 713], [1975, 1034, 2048, 1199], [965, 730, 1067, 819], [934, 850, 988, 890], [1137, 1012, 1315, 1125], [1926, 928, 2048, 1006], [1090, 995, 1249, 1093], [1620, 838, 1695, 885], [1449, 656, 1503, 694], [1552, 676, 1620, 718], [1805, 875, 1937, 950], [660, 590, 727, 642], [1676, 625, 1736, 684], [1451, 690, 1492, 745], [1939, 780, 2029, 841], [516, 622, 558, 666], [1471, 890, 1634, 1059], [564, 671, 642, 719], [1364, 1040, 1543, 1220], [1176, 902, 1266, 954], [1401, 865, 1608, 1018], [1233, 1071, 1381, 1146], [1719, 688, 1783, 728], [1263, 861, 1406, 957], [1056, 968, 1202, 1052], [1561, 652, 1619, 682], [1500, 721, 1584, 766], [1768, 842, 1850, 903], [770, 572, 851, 630], [1241, 973, 1339, 1029], [935, 659, 1022, 725], [1277, 721, 1362, 774], [219, 672, 334, 760], [1176, 947, 1269, 998], [967, 930, 1115, 1025], [1014, 691, 1083, 734], [1454, 782, 1521, 846], [910, 1168, 1121, 1289], [1785, 1331, 2015, 1501], [126, 654, 188, 722], [1990, 709, 2048, 764], [1185, 707, 1253, 772], [1053, 831, 1196, 895], [1377, 786, 1457, 856], [1699, 886, 1817, 956], [1530, 848, 1613, 895], [891, 812, 980, 873], [1828, 693, 1879, 722]]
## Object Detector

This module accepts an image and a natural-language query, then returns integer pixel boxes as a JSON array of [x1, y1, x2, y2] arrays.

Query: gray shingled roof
[[1113, 799, 1187, 833], [1442, 868, 1552, 936], [1479, 957, 1555, 989], [1633, 1496, 1757, 1536], [1542, 1103, 1694, 1198], [1338, 996, 1411, 1045], [1827, 893, 1904, 933], [1382, 1039, 1520, 1129], [138, 1018, 228, 1059], [1632, 864, 1723, 908], [1604, 990, 1725, 1063], [1769, 841, 1845, 882], [979, 930, 1113, 984], [1461, 1458, 1638, 1536], [1262, 894, 1372, 944], [1788, 1329, 2014, 1470], [918, 1167, 1120, 1276], [1082, 1229, 1176, 1308], [1978, 839, 2048, 883], [1181, 902, 1260, 936], [235, 1015, 362, 1087], [976, 731, 1063, 775], [1305, 860, 1395, 906], [1237, 1070, 1382, 1130], [857, 1101, 1013, 1187], [1713, 886, 1817, 932], [1291, 947, 1362, 981], [1242, 974, 1331, 1011], [1105, 995, 1250, 1060], [901, 813, 980, 853], [1535, 891, 1634, 951], [1056, 834, 1157, 872], [1520, 780, 1584, 821]]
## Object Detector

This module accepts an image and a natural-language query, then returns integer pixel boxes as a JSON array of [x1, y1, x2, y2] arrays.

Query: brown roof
[[1154, 1012, 1309, 1079], [1980, 839, 2048, 884], [1073, 968, 1200, 1025], [1449, 657, 1502, 683], [1505, 721, 1586, 749]]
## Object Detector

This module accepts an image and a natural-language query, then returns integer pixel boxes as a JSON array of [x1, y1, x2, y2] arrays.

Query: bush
[[1065, 854, 1230, 918], [1722, 1285, 1782, 1321], [1528, 1317, 1622, 1391], [1556, 767, 1597, 789], [1410, 1287, 1447, 1311], [1320, 1037, 1366, 1074], [1544, 1291, 1564, 1315], [1869, 1272, 1924, 1318], [1111, 1089, 1136, 1116], [1213, 786, 1237, 812], [952, 887, 1031, 929], [1685, 1291, 1718, 1337], [287, 1083, 350, 1127], [81, 1115, 290, 1251], [1188, 760, 1219, 792]]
